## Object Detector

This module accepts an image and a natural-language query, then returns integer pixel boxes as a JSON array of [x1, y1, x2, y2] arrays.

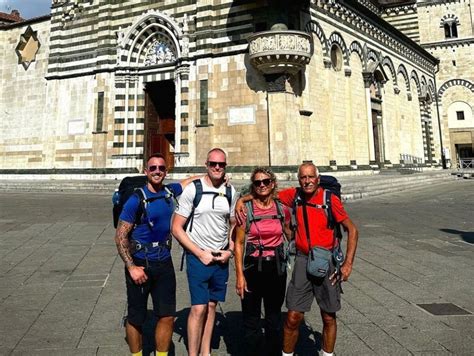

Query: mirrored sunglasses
[[148, 165, 166, 173]]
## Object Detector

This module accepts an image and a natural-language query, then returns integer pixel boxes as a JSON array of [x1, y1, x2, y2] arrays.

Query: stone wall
[[0, 1, 442, 172], [0, 19, 51, 168], [417, 0, 474, 165]]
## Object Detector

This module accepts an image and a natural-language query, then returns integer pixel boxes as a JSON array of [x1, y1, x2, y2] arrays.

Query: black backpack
[[184, 179, 233, 232], [291, 175, 342, 236], [179, 179, 233, 270], [112, 175, 176, 228], [290, 175, 345, 273]]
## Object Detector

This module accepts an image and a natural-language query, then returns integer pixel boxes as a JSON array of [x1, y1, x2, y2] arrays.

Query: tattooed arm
[[114, 219, 134, 267], [114, 219, 148, 284]]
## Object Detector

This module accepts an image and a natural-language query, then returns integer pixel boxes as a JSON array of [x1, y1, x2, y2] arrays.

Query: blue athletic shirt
[[119, 183, 182, 261]]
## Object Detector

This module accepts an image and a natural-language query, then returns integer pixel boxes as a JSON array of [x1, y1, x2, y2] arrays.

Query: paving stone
[[14, 327, 85, 351], [0, 327, 27, 349], [335, 324, 378, 355], [77, 329, 126, 348], [345, 323, 404, 355], [0, 181, 473, 355], [1, 292, 54, 312], [11, 348, 100, 356], [384, 324, 445, 352]]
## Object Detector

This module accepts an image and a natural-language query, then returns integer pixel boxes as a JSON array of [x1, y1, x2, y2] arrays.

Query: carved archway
[[438, 79, 474, 98], [117, 10, 182, 68], [397, 64, 411, 94], [305, 20, 329, 58], [328, 31, 349, 67]]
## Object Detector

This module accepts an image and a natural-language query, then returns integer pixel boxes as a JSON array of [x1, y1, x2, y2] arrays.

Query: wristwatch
[[228, 248, 235, 258]]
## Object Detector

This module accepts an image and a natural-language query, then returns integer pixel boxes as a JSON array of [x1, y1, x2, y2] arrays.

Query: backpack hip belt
[[130, 238, 172, 254], [245, 242, 286, 276]]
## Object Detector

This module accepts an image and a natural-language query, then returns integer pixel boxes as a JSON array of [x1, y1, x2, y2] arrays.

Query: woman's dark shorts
[[286, 253, 341, 313], [125, 257, 176, 326]]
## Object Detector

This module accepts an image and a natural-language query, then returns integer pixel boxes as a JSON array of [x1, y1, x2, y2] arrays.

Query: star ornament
[[15, 26, 41, 70]]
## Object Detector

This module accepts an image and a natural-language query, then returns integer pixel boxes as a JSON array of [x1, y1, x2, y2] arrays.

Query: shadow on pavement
[[440, 228, 474, 244], [140, 309, 321, 355], [174, 308, 244, 355], [294, 318, 322, 355]]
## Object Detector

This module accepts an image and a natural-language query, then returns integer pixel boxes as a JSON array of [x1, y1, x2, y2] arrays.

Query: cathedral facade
[[1, 0, 468, 174], [382, 0, 473, 168]]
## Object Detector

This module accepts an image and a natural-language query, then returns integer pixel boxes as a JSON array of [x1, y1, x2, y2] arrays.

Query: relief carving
[[144, 39, 177, 66]]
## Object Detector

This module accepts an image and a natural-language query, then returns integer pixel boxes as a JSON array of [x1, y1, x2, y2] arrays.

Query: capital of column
[[362, 72, 373, 88]]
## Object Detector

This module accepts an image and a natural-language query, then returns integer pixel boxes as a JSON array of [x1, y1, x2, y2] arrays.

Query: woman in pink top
[[235, 167, 291, 356]]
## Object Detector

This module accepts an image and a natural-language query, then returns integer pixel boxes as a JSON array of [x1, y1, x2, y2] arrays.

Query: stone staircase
[[335, 170, 456, 201], [0, 170, 458, 201]]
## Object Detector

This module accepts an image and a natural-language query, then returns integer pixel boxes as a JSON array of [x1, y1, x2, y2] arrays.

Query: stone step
[[0, 170, 457, 201]]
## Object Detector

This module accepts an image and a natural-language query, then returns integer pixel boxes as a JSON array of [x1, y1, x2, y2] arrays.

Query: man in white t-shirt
[[172, 148, 237, 356]]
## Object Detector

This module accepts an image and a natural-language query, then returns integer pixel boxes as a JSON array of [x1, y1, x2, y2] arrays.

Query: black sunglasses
[[148, 165, 166, 173], [207, 161, 227, 168], [253, 178, 272, 187]]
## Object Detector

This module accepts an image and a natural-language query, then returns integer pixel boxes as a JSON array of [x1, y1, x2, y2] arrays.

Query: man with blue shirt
[[114, 153, 197, 356]]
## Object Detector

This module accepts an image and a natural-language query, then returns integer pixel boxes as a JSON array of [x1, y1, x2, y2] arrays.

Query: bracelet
[[228, 248, 235, 258]]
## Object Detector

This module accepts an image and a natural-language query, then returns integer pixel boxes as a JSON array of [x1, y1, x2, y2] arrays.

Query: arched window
[[444, 22, 458, 38], [444, 23, 451, 38], [452, 23, 458, 37], [330, 44, 342, 71], [440, 15, 459, 39]]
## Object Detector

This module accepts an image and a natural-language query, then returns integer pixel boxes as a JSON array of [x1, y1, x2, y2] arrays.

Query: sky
[[0, 0, 51, 19]]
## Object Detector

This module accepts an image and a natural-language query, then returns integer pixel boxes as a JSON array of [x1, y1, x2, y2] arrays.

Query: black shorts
[[125, 257, 176, 326], [286, 253, 341, 314]]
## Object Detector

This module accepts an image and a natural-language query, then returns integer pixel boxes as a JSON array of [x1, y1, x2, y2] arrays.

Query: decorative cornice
[[314, 0, 438, 72], [422, 37, 474, 49], [357, 0, 381, 15], [382, 3, 417, 16], [417, 0, 460, 7]]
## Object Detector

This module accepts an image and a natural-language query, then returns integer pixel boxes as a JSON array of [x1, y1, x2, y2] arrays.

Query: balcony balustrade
[[248, 30, 312, 75]]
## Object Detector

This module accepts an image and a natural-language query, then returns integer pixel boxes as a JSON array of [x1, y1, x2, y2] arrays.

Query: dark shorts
[[186, 253, 229, 305], [125, 257, 176, 326], [286, 253, 341, 314]]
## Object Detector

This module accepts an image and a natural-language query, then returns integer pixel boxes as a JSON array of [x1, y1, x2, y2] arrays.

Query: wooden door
[[144, 80, 175, 170]]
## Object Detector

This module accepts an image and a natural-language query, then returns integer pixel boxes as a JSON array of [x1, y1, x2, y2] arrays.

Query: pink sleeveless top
[[245, 201, 290, 257]]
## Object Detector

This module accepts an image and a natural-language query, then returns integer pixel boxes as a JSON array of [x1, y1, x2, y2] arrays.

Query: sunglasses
[[207, 161, 227, 168], [253, 178, 272, 187], [148, 165, 166, 173]]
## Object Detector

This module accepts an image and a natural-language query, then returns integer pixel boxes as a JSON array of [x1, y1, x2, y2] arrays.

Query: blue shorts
[[186, 253, 229, 305]]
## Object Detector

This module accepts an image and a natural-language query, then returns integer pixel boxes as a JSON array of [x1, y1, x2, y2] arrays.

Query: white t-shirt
[[175, 178, 238, 250]]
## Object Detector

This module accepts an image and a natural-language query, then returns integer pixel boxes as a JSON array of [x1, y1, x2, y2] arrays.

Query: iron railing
[[399, 154, 423, 173], [458, 158, 474, 171]]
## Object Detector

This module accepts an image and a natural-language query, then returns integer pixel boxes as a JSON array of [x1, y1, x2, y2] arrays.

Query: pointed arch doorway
[[144, 80, 176, 169]]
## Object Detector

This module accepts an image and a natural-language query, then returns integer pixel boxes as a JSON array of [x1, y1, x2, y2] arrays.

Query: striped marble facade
[[1, 0, 450, 172]]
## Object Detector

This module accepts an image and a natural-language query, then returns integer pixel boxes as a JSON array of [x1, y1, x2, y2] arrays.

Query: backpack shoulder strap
[[290, 187, 301, 232], [245, 200, 254, 233], [133, 187, 148, 226], [274, 199, 286, 225], [163, 184, 178, 207], [225, 185, 232, 209], [293, 187, 301, 207], [324, 189, 335, 229], [184, 180, 202, 233], [192, 179, 203, 208]]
